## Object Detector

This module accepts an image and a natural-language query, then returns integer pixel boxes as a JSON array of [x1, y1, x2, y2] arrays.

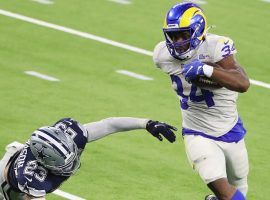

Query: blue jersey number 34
[[171, 75, 215, 109]]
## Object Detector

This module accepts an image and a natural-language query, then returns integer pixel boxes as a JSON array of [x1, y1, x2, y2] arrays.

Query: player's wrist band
[[203, 64, 214, 77]]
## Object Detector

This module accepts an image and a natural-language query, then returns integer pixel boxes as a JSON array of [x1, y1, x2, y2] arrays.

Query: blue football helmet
[[30, 126, 80, 176], [163, 2, 207, 60]]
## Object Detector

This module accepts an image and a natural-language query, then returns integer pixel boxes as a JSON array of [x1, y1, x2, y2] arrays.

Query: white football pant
[[184, 135, 249, 196]]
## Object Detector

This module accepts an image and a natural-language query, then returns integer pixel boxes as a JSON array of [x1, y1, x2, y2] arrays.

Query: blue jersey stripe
[[182, 117, 246, 143]]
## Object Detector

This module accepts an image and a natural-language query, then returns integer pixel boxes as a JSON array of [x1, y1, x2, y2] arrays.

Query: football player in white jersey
[[153, 2, 250, 200], [0, 117, 176, 200]]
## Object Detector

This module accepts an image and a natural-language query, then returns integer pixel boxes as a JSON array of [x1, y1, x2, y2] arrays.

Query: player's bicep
[[216, 54, 239, 70], [212, 54, 250, 92], [216, 55, 248, 77]]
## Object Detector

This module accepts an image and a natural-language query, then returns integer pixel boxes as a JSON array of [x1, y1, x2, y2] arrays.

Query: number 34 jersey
[[153, 33, 243, 138]]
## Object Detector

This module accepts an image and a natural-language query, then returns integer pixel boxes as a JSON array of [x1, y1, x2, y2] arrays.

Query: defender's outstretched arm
[[84, 117, 177, 143]]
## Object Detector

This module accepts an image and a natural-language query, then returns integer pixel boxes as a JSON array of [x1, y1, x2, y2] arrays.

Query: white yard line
[[108, 0, 131, 4], [53, 189, 86, 200], [261, 0, 270, 3], [0, 6, 269, 200], [0, 9, 269, 89], [184, 0, 207, 4], [31, 0, 54, 5], [250, 79, 270, 89], [0, 9, 152, 57], [24, 71, 60, 81], [116, 70, 153, 80]]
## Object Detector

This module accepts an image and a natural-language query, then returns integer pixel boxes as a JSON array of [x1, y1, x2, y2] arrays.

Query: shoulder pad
[[53, 118, 88, 151], [212, 35, 237, 62], [153, 41, 182, 75], [153, 41, 171, 66]]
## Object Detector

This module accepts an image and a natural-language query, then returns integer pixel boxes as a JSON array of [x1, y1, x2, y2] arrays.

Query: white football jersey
[[153, 33, 238, 137]]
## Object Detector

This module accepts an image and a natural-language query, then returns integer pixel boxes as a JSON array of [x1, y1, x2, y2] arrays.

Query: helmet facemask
[[42, 144, 81, 176], [163, 25, 204, 60], [163, 2, 207, 60]]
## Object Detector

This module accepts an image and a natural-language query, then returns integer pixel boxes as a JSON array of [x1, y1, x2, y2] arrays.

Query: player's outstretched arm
[[84, 117, 177, 143]]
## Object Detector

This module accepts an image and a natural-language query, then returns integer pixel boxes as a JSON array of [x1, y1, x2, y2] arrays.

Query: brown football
[[192, 62, 222, 89]]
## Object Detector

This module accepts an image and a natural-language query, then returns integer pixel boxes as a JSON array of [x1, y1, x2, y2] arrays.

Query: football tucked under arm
[[191, 62, 223, 89]]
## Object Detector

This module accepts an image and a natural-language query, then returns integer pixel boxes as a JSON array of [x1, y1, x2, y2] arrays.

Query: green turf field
[[0, 0, 269, 199]]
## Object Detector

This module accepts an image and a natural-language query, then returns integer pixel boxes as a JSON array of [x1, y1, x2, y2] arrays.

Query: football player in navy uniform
[[0, 117, 177, 199], [153, 2, 250, 200]]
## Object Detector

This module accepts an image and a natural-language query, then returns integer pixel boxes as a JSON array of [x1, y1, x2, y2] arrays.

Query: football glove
[[182, 60, 205, 83], [146, 120, 177, 143]]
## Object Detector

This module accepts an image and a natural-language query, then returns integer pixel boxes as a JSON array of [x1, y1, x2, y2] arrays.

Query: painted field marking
[[32, 0, 54, 4], [184, 0, 207, 4], [116, 70, 153, 80], [261, 0, 270, 3], [108, 0, 131, 4], [0, 10, 152, 57], [24, 71, 60, 81], [0, 9, 270, 89], [250, 79, 270, 89], [53, 189, 86, 200]]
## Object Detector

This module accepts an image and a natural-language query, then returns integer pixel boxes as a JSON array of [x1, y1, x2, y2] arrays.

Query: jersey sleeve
[[213, 36, 237, 62], [84, 117, 149, 142], [153, 41, 166, 69]]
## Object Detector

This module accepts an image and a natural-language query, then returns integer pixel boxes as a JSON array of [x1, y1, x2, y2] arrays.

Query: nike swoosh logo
[[154, 124, 163, 128], [197, 66, 203, 74], [25, 176, 32, 182], [185, 66, 194, 75], [66, 121, 72, 125]]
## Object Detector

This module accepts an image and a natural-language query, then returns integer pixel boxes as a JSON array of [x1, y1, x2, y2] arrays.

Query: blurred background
[[0, 0, 269, 199]]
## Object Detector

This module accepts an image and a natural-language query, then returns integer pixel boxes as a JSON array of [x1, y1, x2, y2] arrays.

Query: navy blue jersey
[[53, 118, 88, 154], [8, 144, 69, 197], [7, 118, 88, 197]]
